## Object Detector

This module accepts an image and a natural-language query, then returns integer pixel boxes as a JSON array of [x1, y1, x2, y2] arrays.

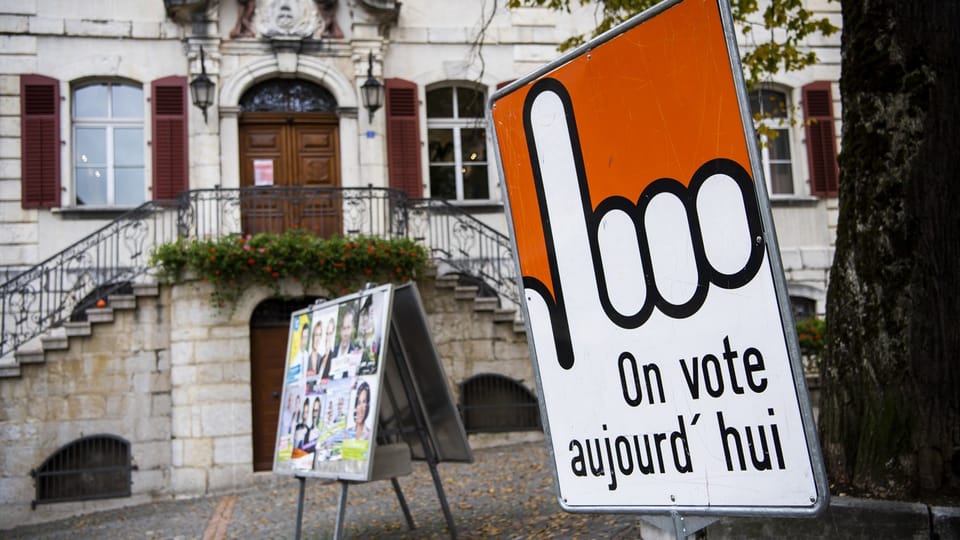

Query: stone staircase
[[0, 283, 163, 379], [0, 272, 531, 383]]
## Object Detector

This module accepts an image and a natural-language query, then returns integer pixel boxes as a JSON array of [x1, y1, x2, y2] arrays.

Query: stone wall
[[0, 273, 539, 529], [0, 287, 173, 528]]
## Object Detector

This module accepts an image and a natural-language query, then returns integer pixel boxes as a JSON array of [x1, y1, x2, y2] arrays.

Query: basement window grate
[[460, 374, 542, 434], [31, 434, 136, 509]]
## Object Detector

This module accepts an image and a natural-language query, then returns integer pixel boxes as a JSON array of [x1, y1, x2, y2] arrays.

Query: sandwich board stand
[[272, 282, 473, 539], [489, 0, 828, 538]]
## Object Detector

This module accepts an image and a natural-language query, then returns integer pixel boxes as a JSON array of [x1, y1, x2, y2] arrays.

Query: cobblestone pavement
[[0, 442, 653, 540]]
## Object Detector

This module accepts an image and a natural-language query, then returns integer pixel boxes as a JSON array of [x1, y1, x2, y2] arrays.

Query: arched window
[[73, 81, 145, 206], [426, 84, 490, 201], [749, 87, 795, 195], [789, 295, 817, 321], [32, 434, 134, 507], [239, 79, 337, 113], [459, 374, 541, 433]]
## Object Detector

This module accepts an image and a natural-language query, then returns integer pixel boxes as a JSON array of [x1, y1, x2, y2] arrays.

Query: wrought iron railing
[[0, 187, 518, 359], [0, 202, 179, 359], [405, 199, 519, 307]]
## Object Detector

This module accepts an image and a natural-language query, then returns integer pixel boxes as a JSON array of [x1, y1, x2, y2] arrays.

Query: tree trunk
[[822, 0, 960, 498]]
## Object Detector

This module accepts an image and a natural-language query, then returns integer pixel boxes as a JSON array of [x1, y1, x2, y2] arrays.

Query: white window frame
[[71, 81, 145, 208], [425, 83, 494, 204], [749, 86, 802, 197]]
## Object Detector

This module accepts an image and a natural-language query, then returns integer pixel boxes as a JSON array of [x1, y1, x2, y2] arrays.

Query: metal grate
[[459, 374, 541, 434], [31, 434, 136, 509]]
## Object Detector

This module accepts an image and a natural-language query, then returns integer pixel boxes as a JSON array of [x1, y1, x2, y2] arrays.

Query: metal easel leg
[[294, 476, 306, 540], [425, 458, 456, 539], [333, 481, 349, 540], [390, 477, 416, 530]]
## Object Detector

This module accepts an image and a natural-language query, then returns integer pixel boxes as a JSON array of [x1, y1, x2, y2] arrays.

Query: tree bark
[[822, 0, 960, 498]]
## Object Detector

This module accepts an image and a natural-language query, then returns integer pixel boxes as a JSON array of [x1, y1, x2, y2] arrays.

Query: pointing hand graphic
[[520, 78, 766, 371]]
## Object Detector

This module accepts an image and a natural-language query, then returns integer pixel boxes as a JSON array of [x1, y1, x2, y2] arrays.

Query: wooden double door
[[239, 113, 342, 236]]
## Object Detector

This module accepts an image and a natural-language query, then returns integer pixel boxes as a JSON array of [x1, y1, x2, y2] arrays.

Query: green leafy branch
[[506, 0, 838, 90], [796, 316, 825, 357], [149, 230, 429, 309]]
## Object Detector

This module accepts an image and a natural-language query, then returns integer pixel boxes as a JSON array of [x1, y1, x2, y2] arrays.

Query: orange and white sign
[[490, 0, 826, 514]]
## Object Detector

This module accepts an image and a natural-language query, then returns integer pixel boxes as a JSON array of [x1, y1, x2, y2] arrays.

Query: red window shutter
[[385, 78, 423, 199], [802, 81, 839, 197], [152, 76, 188, 201], [20, 75, 61, 209]]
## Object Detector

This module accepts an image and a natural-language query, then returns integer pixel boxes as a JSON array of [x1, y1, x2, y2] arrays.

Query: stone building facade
[[0, 0, 840, 528]]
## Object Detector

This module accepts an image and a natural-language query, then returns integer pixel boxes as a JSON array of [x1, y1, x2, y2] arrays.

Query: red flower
[[368, 247, 375, 255], [363, 268, 373, 275], [265, 266, 272, 272], [248, 258, 255, 265], [272, 272, 280, 279], [209, 255, 216, 261]]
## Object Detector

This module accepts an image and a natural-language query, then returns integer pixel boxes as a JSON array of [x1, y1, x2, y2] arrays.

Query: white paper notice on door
[[254, 159, 274, 186]]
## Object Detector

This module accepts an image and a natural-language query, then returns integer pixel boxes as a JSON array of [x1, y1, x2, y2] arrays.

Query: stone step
[[513, 320, 527, 334], [435, 274, 460, 289], [40, 333, 68, 351], [473, 296, 498, 312], [107, 294, 137, 310], [0, 355, 20, 378], [493, 308, 517, 322], [85, 307, 114, 324], [453, 285, 479, 300], [133, 282, 159, 297], [64, 321, 92, 337], [15, 348, 45, 365]]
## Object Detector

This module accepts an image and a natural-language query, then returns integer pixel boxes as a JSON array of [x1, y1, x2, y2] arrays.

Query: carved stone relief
[[230, 0, 256, 38], [231, 0, 340, 39], [317, 0, 343, 38]]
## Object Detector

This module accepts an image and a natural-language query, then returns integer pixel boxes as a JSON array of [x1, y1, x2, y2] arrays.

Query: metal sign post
[[489, 0, 828, 530]]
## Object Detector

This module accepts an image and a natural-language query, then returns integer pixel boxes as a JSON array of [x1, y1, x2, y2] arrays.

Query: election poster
[[273, 284, 392, 481]]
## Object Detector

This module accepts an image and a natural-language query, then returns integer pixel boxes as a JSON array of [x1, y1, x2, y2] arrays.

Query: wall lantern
[[189, 46, 216, 123], [360, 51, 384, 122]]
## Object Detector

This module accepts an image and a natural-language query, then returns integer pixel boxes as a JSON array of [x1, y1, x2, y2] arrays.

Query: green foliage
[[505, 0, 838, 89], [795, 316, 825, 357], [150, 230, 429, 309]]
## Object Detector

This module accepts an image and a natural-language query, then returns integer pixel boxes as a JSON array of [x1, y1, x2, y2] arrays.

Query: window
[[802, 81, 839, 197], [749, 88, 794, 195], [789, 295, 817, 321], [426, 85, 489, 201], [385, 78, 423, 198], [72, 82, 145, 206]]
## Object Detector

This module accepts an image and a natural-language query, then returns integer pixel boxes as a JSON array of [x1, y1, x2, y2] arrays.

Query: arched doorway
[[238, 79, 341, 236], [249, 296, 322, 471]]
